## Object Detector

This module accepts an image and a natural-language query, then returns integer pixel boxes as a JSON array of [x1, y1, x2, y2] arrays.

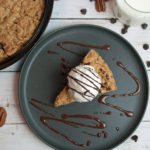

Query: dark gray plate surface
[[19, 25, 149, 150]]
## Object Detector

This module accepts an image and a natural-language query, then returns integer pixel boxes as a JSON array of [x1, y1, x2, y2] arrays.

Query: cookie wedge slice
[[54, 49, 117, 107]]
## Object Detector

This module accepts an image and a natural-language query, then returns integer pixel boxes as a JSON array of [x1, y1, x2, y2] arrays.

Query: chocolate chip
[[106, 74, 109, 80], [146, 61, 150, 67], [110, 18, 117, 24], [99, 68, 105, 74], [131, 135, 138, 142], [141, 23, 148, 30], [121, 24, 130, 34], [0, 42, 6, 51], [80, 9, 87, 15], [143, 44, 149, 50]]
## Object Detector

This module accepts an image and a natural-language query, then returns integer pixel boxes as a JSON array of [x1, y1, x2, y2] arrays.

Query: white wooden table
[[0, 1, 150, 150]]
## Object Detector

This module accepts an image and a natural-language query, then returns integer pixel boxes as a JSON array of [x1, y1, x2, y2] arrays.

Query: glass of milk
[[113, 0, 150, 25]]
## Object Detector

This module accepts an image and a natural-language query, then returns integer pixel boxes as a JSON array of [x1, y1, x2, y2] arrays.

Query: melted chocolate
[[116, 127, 120, 131], [61, 58, 66, 62], [86, 141, 91, 146], [57, 41, 110, 57], [120, 113, 124, 116], [98, 95, 134, 117], [61, 63, 71, 71], [98, 61, 141, 117], [47, 50, 58, 55], [29, 100, 55, 117], [82, 131, 101, 138], [93, 111, 112, 115], [40, 117, 85, 147], [30, 98, 53, 107], [60, 70, 67, 76], [40, 114, 106, 147], [61, 114, 106, 129], [102, 131, 108, 138], [29, 99, 107, 147]]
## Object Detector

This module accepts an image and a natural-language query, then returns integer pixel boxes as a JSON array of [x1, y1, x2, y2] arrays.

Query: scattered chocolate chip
[[80, 9, 87, 15], [141, 23, 148, 30], [131, 135, 138, 142], [143, 44, 149, 50], [121, 24, 130, 34], [146, 61, 150, 67], [110, 18, 117, 24]]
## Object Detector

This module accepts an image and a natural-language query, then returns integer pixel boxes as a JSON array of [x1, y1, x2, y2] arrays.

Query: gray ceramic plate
[[19, 25, 149, 150]]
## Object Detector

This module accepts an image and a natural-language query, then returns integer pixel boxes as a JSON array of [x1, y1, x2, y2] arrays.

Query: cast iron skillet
[[0, 0, 54, 70]]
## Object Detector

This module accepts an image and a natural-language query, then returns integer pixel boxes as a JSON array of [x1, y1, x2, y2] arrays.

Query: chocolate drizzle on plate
[[57, 41, 110, 57], [98, 61, 140, 117], [102, 130, 108, 138], [82, 131, 101, 138], [116, 127, 120, 132], [93, 111, 112, 115], [47, 50, 59, 55], [29, 98, 107, 147], [86, 141, 91, 146]]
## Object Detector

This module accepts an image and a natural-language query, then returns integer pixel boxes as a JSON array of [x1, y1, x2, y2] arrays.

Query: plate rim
[[18, 24, 149, 150]]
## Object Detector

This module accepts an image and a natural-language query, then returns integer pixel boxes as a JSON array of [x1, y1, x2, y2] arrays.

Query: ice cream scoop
[[67, 65, 101, 102]]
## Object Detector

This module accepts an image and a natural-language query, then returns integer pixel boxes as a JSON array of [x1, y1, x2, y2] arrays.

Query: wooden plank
[[0, 72, 149, 124], [0, 122, 150, 150], [52, 0, 114, 18], [1, 20, 150, 72]]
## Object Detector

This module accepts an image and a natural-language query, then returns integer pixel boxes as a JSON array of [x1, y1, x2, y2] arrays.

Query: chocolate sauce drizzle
[[116, 127, 120, 132], [93, 111, 112, 115], [47, 50, 59, 55], [82, 131, 101, 138], [102, 130, 108, 138], [57, 41, 110, 57], [98, 61, 141, 117], [29, 98, 106, 147], [29, 98, 55, 117]]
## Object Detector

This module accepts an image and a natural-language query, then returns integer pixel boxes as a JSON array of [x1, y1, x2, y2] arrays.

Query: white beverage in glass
[[113, 0, 150, 25]]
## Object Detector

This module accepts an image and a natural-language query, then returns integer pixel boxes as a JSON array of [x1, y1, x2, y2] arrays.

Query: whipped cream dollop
[[67, 65, 101, 102]]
